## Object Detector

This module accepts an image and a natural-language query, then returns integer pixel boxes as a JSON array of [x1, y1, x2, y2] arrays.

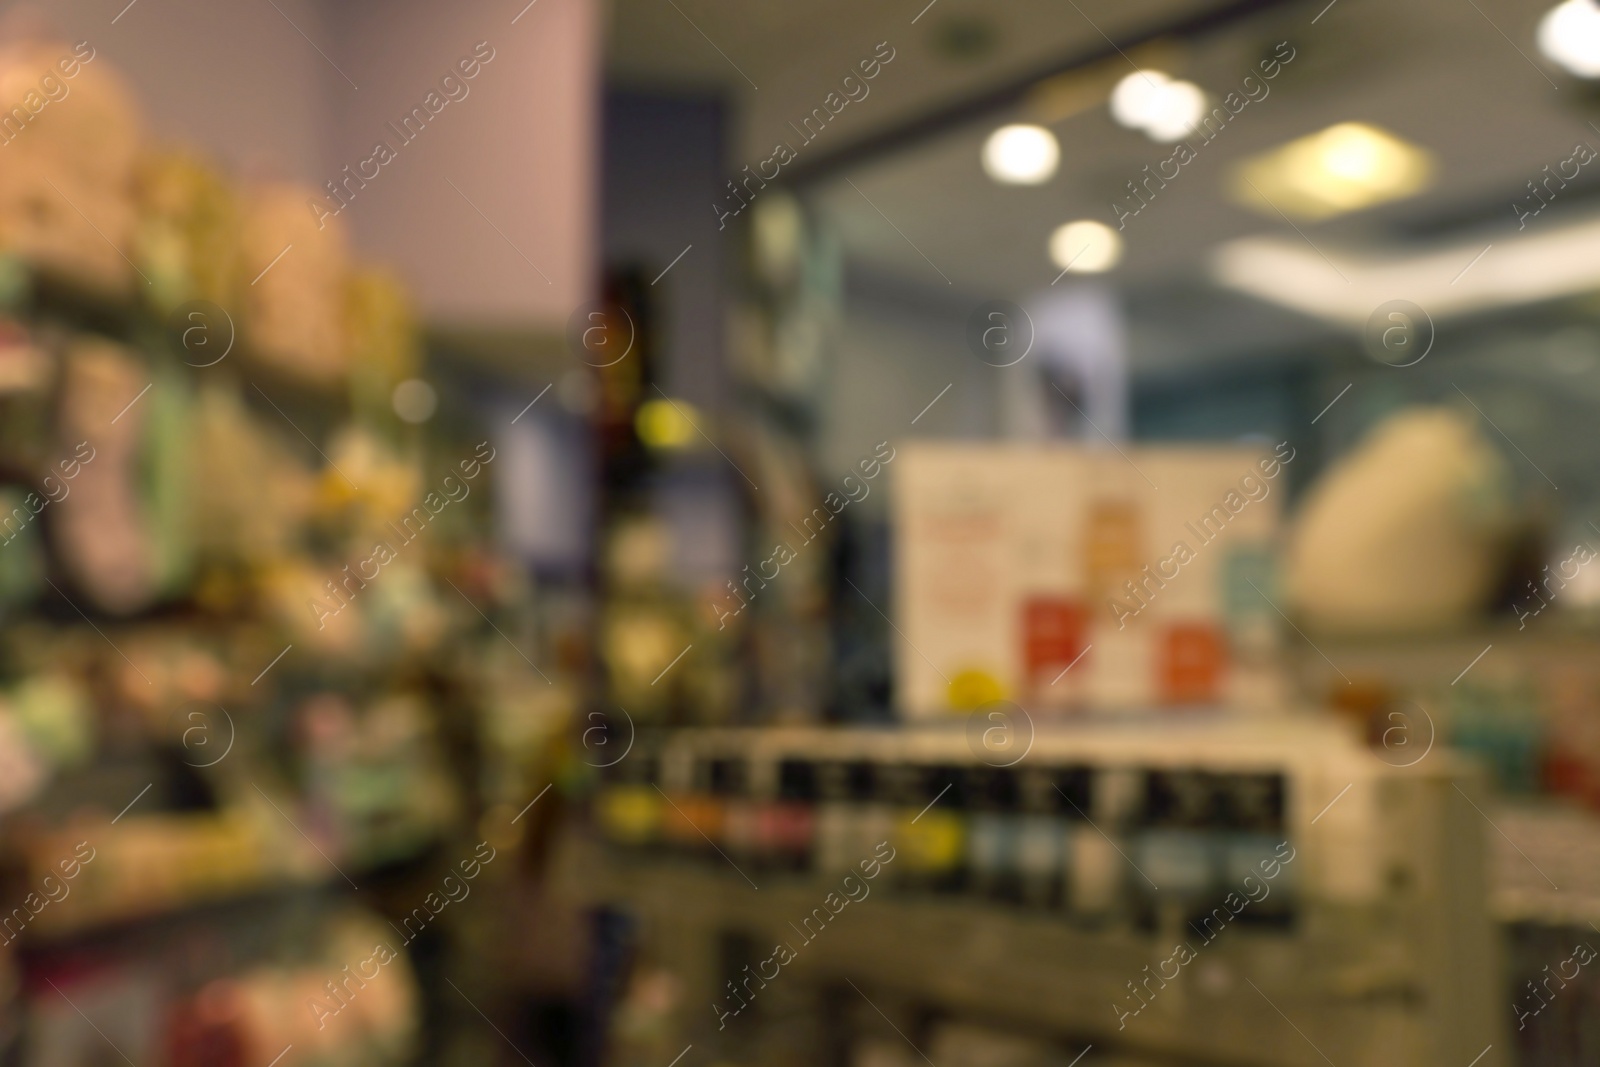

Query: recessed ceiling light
[[1109, 71, 1206, 141], [1110, 70, 1172, 128], [982, 124, 1060, 185], [1212, 214, 1600, 325], [1539, 0, 1600, 78], [1049, 220, 1122, 273], [1142, 81, 1206, 142], [1230, 122, 1434, 220]]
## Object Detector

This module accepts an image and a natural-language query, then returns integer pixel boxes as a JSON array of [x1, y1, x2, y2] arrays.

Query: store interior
[[0, 0, 1598, 1064]]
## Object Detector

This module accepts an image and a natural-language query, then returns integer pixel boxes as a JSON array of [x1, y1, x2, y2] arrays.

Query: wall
[[601, 90, 727, 411], [15, 0, 333, 183], [327, 0, 599, 331], [8, 0, 598, 331]]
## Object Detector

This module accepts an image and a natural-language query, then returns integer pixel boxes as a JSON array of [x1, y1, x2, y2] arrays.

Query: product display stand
[[574, 719, 1505, 1067]]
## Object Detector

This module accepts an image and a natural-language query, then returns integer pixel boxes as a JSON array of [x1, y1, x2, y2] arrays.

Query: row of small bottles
[[594, 744, 1296, 928]]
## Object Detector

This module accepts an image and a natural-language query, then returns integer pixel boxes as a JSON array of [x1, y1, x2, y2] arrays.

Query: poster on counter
[[891, 441, 1293, 718]]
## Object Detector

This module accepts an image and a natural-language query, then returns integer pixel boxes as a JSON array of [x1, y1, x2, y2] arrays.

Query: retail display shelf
[[573, 844, 1466, 1067], [1488, 802, 1600, 928], [16, 877, 331, 950], [576, 721, 1505, 1067]]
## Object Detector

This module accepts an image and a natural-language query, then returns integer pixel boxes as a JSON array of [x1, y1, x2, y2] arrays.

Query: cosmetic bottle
[[657, 748, 698, 854], [716, 757, 758, 865], [1218, 772, 1292, 927], [930, 764, 970, 893], [594, 746, 661, 850], [763, 759, 818, 872], [966, 766, 1019, 902], [887, 763, 924, 891], [814, 760, 856, 875], [1069, 766, 1141, 926], [1136, 769, 1219, 933], [850, 759, 896, 870], [661, 756, 723, 858], [897, 765, 966, 893], [1015, 766, 1068, 908]]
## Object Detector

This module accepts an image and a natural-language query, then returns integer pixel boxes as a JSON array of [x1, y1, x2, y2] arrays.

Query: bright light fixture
[[1109, 70, 1206, 142], [1540, 0, 1600, 78], [1230, 122, 1434, 220], [982, 124, 1060, 184], [1110, 70, 1173, 128], [1143, 81, 1206, 142], [1210, 212, 1600, 325], [1049, 220, 1122, 273]]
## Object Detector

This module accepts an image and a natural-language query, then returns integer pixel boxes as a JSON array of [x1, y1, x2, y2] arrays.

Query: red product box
[[1023, 597, 1089, 692]]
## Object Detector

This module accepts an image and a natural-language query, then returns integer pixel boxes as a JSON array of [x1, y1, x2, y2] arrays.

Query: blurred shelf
[[565, 841, 1481, 1067], [1488, 802, 1600, 929], [16, 875, 334, 952], [16, 262, 144, 339]]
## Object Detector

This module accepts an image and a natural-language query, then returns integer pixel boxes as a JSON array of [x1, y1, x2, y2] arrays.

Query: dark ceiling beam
[[780, 0, 1305, 186]]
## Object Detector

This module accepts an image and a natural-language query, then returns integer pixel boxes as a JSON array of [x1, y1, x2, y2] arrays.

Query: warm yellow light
[[1049, 219, 1122, 273], [1231, 122, 1434, 220], [982, 124, 1060, 185], [635, 397, 699, 449]]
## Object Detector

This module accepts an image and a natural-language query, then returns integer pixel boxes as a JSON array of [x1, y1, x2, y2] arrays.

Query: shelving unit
[[573, 720, 1505, 1067], [0, 129, 559, 1061]]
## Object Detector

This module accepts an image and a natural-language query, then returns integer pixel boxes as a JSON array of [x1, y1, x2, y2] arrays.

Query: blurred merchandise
[[578, 720, 1502, 1067], [0, 37, 141, 293], [239, 183, 352, 387], [0, 35, 578, 1067], [1285, 407, 1512, 633]]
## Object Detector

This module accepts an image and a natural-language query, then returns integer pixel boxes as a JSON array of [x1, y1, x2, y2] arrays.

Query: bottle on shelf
[[719, 756, 761, 866], [1135, 769, 1220, 933], [759, 759, 817, 872], [895, 765, 966, 894], [1068, 766, 1140, 926], [595, 745, 663, 850], [661, 756, 723, 857], [853, 760, 895, 866], [1217, 772, 1293, 926], [813, 760, 857, 876], [1015, 766, 1069, 909], [965, 766, 1019, 903]]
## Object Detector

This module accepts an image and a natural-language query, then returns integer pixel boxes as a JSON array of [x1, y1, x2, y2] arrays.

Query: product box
[[891, 441, 1292, 717]]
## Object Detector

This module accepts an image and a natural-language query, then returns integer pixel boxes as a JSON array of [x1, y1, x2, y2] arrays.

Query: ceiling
[[606, 0, 1600, 371], [605, 0, 1198, 161]]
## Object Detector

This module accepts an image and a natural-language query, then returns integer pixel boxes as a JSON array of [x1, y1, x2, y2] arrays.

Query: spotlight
[[1230, 122, 1433, 220], [1142, 81, 1206, 142], [1110, 71, 1206, 142], [1539, 0, 1600, 78], [1110, 70, 1172, 129], [982, 124, 1060, 185], [1049, 220, 1122, 273]]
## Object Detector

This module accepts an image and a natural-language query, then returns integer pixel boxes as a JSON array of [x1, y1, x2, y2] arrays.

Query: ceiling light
[[1049, 220, 1122, 273], [1110, 70, 1172, 129], [1230, 122, 1434, 220], [1211, 212, 1600, 325], [1540, 0, 1600, 78], [1142, 81, 1206, 142], [982, 124, 1060, 184], [1110, 71, 1206, 142]]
